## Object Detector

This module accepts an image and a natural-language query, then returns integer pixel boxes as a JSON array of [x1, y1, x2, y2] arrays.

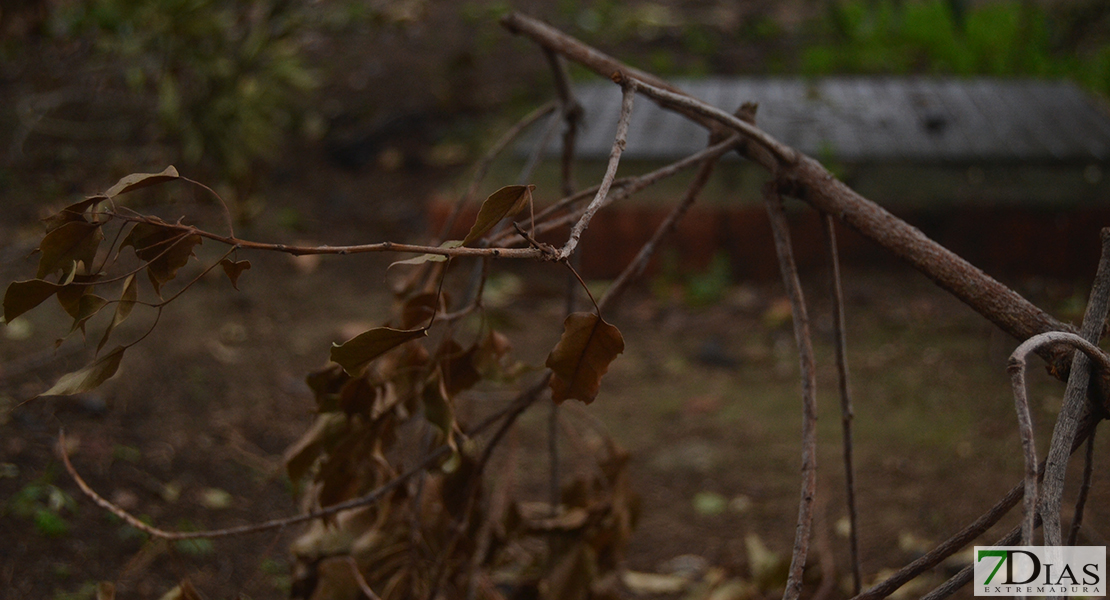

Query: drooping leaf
[[122, 223, 202, 296], [36, 221, 103, 280], [103, 166, 180, 198], [474, 329, 513, 375], [461, 184, 535, 246], [422, 373, 456, 450], [305, 363, 351, 412], [330, 326, 428, 376], [40, 346, 125, 397], [56, 274, 101, 319], [155, 579, 202, 600], [437, 340, 481, 397], [387, 240, 462, 269], [400, 291, 449, 329], [4, 279, 66, 323], [545, 312, 625, 404], [283, 412, 348, 483], [337, 376, 378, 417], [97, 274, 138, 353], [42, 198, 105, 233], [68, 294, 109, 336], [219, 258, 251, 290], [96, 581, 115, 600]]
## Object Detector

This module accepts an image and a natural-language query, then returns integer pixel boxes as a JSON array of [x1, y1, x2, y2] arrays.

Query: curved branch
[[1009, 331, 1110, 545], [58, 377, 550, 541]]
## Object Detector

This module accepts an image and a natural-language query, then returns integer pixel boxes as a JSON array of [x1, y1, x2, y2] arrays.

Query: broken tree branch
[[500, 10, 1080, 380]]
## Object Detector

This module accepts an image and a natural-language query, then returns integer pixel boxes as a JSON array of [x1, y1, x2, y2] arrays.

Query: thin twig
[[517, 109, 563, 186], [919, 520, 1028, 600], [1039, 228, 1110, 546], [436, 101, 558, 242], [620, 75, 796, 164], [1067, 426, 1097, 546], [502, 10, 1079, 379], [597, 134, 732, 313], [853, 412, 1099, 600], [425, 376, 550, 600], [556, 81, 634, 261], [109, 213, 545, 260], [344, 556, 383, 600], [58, 377, 550, 541], [763, 184, 818, 600], [824, 214, 862, 595]]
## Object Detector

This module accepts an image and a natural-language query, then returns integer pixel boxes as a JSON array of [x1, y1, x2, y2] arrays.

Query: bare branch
[[763, 184, 818, 600], [1067, 427, 1097, 547], [824, 215, 862, 595], [502, 10, 1080, 381], [111, 213, 546, 260], [620, 75, 796, 164], [854, 412, 1099, 600], [597, 133, 735, 313], [557, 81, 635, 261], [1009, 329, 1110, 545], [59, 377, 550, 541], [1039, 228, 1110, 546], [436, 101, 559, 242]]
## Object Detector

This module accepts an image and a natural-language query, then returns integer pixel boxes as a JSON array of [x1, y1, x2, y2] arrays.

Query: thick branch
[[1007, 331, 1110, 544], [853, 412, 1099, 600], [1039, 228, 1110, 546], [501, 10, 1079, 378]]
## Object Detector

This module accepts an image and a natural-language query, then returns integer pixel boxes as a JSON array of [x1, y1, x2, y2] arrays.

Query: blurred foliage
[[5, 466, 78, 538], [28, 0, 429, 219], [801, 0, 1110, 97], [49, 0, 321, 213]]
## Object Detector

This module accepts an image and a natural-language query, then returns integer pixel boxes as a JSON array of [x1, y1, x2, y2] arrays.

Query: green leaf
[[219, 258, 251, 290], [36, 221, 103, 280], [388, 240, 461, 269], [122, 223, 202, 296], [103, 166, 180, 198], [98, 274, 138, 353], [330, 326, 428, 376], [4, 279, 66, 323], [40, 346, 125, 397], [461, 185, 535, 246], [545, 312, 625, 404]]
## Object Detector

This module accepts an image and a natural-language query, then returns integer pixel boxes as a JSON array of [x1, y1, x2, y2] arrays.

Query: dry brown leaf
[[36, 221, 103, 280], [462, 184, 535, 246], [330, 326, 428, 376], [104, 166, 180, 198], [3, 279, 66, 323], [40, 346, 125, 397], [545, 312, 625, 404], [219, 258, 251, 290], [121, 223, 202, 296]]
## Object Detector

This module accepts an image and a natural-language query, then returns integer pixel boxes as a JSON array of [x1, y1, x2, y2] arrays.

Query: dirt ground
[[3, 3, 1110, 600]]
